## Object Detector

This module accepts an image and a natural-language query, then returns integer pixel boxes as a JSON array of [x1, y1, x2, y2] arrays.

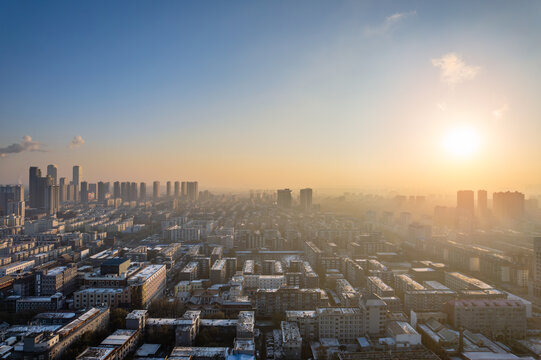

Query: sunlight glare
[[443, 125, 480, 158]]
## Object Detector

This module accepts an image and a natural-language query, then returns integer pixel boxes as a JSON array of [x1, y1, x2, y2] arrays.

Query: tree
[[145, 325, 174, 346], [60, 329, 109, 360], [148, 298, 185, 318], [110, 307, 129, 331]]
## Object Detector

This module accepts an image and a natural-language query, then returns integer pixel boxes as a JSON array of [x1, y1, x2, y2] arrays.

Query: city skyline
[[2, 2, 541, 360], [2, 1, 541, 191], [3, 162, 541, 197]]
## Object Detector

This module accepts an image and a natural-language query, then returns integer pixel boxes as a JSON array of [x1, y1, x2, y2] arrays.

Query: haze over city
[[2, 2, 541, 360], [2, 1, 541, 191]]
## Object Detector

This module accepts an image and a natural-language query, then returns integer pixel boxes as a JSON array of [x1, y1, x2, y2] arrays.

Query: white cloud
[[431, 53, 480, 85], [68, 135, 85, 149], [0, 135, 44, 158], [437, 102, 447, 111], [493, 104, 509, 119], [364, 11, 416, 37]]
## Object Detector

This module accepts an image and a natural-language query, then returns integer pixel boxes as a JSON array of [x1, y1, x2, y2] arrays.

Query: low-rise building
[[281, 321, 302, 359]]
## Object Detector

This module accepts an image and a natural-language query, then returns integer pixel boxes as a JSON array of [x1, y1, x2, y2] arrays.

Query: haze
[[1, 1, 541, 192]]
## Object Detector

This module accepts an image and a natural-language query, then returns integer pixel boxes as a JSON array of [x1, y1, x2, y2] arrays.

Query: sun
[[443, 125, 480, 157]]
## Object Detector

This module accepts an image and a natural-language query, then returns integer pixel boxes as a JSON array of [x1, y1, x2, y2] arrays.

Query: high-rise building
[[89, 183, 97, 198], [0, 185, 24, 217], [80, 181, 89, 203], [113, 181, 121, 199], [97, 181, 106, 203], [139, 182, 146, 201], [7, 199, 25, 220], [73, 184, 80, 202], [46, 164, 58, 185], [130, 182, 138, 202], [457, 190, 474, 217], [277, 189, 292, 208], [65, 183, 75, 202], [493, 191, 525, 222], [456, 190, 475, 231], [181, 182, 187, 199], [300, 188, 312, 210], [36, 176, 53, 210], [72, 165, 82, 188], [533, 237, 541, 297], [121, 182, 129, 202], [29, 166, 42, 208], [153, 181, 160, 199], [58, 178, 66, 203], [45, 184, 59, 215], [174, 181, 180, 198], [187, 181, 198, 201], [166, 181, 172, 197], [477, 189, 488, 215]]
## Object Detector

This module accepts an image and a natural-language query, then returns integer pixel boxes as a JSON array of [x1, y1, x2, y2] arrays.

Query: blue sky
[[1, 1, 540, 191]]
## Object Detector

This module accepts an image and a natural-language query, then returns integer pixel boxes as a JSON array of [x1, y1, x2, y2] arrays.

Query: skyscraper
[[457, 190, 474, 217], [66, 183, 76, 202], [45, 184, 59, 215], [140, 182, 146, 201], [153, 181, 160, 199], [166, 181, 172, 197], [121, 182, 129, 202], [29, 166, 41, 208], [456, 190, 475, 232], [72, 165, 82, 203], [277, 189, 292, 208], [181, 181, 187, 199], [493, 191, 525, 222], [89, 183, 97, 198], [72, 165, 82, 188], [97, 181, 106, 203], [59, 178, 68, 203], [130, 182, 138, 202], [300, 188, 313, 210], [187, 181, 198, 201], [533, 237, 541, 297], [113, 181, 121, 199], [477, 189, 488, 215], [47, 164, 58, 185], [80, 181, 89, 203], [37, 175, 53, 210], [174, 181, 180, 198], [0, 185, 24, 216]]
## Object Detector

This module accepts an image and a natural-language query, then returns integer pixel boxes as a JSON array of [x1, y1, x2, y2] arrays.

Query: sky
[[1, 1, 540, 193]]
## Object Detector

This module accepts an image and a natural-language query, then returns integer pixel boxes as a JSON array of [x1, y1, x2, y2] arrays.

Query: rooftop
[[101, 329, 137, 346], [135, 343, 161, 357], [281, 321, 301, 343], [129, 264, 164, 284], [387, 321, 419, 336], [447, 272, 493, 290], [450, 299, 525, 308], [170, 347, 230, 358], [76, 346, 115, 360], [45, 266, 68, 276], [102, 257, 130, 266], [211, 259, 226, 270], [317, 307, 360, 315]]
